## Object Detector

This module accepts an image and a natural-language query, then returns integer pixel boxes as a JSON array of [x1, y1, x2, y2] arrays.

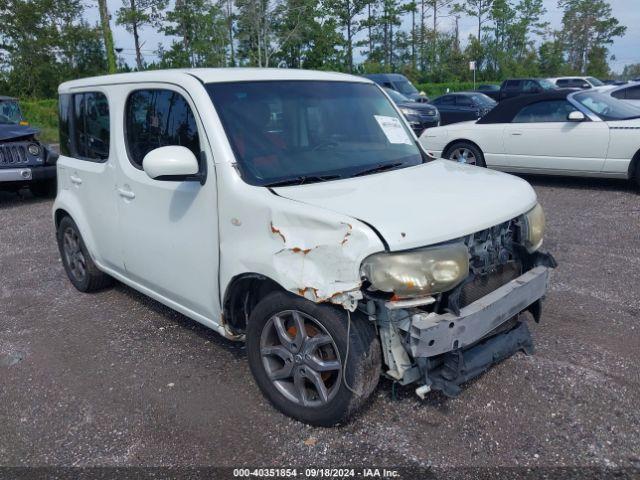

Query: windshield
[[384, 87, 411, 103], [587, 77, 604, 87], [573, 91, 640, 121], [0, 100, 23, 125], [394, 80, 419, 96], [206, 81, 423, 186], [538, 79, 556, 90]]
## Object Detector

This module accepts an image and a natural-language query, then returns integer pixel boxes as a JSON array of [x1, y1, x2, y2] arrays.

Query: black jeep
[[0, 96, 58, 197]]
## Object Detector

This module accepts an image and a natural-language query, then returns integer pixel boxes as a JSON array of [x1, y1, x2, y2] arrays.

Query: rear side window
[[125, 89, 201, 169], [513, 100, 577, 123], [504, 80, 522, 91], [58, 92, 110, 161], [456, 96, 474, 107], [626, 86, 640, 100]]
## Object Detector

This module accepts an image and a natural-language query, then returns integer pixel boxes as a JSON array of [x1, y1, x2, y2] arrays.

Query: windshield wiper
[[352, 162, 405, 178], [264, 174, 341, 187]]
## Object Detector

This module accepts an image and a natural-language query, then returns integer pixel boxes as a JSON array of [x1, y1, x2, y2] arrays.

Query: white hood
[[273, 160, 537, 251]]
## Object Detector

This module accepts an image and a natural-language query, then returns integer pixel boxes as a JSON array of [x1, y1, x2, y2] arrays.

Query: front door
[[503, 99, 609, 172], [115, 85, 220, 321]]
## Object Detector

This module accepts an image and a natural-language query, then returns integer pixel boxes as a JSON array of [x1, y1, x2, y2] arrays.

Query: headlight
[[360, 243, 469, 298], [400, 107, 421, 117], [523, 203, 545, 252], [28, 144, 41, 156]]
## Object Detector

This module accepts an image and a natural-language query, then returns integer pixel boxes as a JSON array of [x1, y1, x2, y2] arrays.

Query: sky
[[87, 0, 640, 74]]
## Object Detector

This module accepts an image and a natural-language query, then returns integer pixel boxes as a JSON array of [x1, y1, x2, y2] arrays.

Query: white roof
[[59, 68, 371, 93]]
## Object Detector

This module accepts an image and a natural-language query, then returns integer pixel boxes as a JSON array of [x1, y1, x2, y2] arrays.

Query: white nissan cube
[[53, 69, 556, 426]]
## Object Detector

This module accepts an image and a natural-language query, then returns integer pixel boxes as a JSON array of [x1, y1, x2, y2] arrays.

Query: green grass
[[20, 99, 58, 144]]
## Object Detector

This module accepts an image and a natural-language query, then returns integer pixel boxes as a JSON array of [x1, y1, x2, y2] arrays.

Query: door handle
[[69, 175, 82, 185], [511, 132, 523, 136], [117, 188, 135, 200]]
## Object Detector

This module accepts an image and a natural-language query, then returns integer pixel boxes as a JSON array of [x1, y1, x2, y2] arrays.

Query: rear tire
[[30, 178, 56, 198], [56, 216, 113, 292], [246, 291, 381, 426], [444, 141, 486, 167]]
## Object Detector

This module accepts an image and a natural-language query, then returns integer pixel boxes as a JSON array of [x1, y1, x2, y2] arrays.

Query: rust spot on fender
[[270, 222, 286, 242], [291, 247, 312, 254], [341, 223, 353, 245]]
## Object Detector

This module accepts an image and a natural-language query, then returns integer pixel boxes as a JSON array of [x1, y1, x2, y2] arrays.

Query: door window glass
[[626, 86, 640, 100], [59, 92, 110, 161], [456, 96, 474, 107], [436, 95, 455, 105], [125, 89, 201, 169], [512, 100, 578, 123]]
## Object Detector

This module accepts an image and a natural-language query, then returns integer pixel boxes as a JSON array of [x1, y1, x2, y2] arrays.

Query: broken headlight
[[360, 243, 469, 299], [522, 203, 545, 253]]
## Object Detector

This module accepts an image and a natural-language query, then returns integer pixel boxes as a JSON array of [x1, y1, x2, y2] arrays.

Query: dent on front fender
[[269, 212, 375, 311]]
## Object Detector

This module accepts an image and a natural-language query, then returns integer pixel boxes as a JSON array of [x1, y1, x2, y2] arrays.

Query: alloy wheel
[[260, 310, 342, 407], [450, 147, 477, 165], [62, 227, 86, 283]]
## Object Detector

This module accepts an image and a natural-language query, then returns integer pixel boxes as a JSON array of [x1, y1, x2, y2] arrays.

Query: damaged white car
[[53, 69, 556, 426]]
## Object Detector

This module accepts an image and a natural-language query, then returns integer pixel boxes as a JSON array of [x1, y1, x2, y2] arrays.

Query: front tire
[[247, 291, 381, 426], [444, 141, 486, 167], [56, 216, 113, 292]]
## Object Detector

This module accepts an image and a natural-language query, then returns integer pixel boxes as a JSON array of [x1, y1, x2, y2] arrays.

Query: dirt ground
[[1, 175, 639, 474]]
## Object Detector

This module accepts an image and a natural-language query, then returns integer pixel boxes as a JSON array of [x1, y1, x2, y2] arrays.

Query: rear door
[[503, 99, 609, 172], [57, 90, 122, 272], [433, 95, 456, 125]]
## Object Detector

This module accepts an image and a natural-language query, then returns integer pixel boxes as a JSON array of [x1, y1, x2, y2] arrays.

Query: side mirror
[[567, 111, 586, 122], [142, 146, 202, 182]]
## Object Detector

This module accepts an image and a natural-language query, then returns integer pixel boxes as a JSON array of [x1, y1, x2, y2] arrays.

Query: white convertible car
[[419, 89, 640, 186]]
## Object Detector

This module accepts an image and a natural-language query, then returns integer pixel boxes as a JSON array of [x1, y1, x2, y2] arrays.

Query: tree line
[[0, 0, 631, 99]]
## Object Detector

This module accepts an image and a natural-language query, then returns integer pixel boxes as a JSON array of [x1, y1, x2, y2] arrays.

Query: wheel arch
[[442, 138, 485, 158], [222, 273, 287, 335], [627, 149, 640, 180]]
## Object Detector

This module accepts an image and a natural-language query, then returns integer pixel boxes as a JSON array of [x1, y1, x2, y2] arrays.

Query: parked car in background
[[0, 95, 58, 196], [607, 82, 640, 107], [363, 73, 429, 102], [496, 78, 557, 102], [430, 92, 496, 125], [475, 84, 501, 101], [54, 68, 555, 426], [383, 87, 440, 134], [420, 89, 640, 186], [547, 76, 604, 89], [602, 79, 627, 86]]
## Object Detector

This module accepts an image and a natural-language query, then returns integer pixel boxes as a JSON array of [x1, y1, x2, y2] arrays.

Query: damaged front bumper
[[379, 264, 553, 397]]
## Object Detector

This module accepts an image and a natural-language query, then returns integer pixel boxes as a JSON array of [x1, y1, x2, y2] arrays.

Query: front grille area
[[0, 144, 28, 165], [446, 218, 524, 313], [459, 263, 521, 308]]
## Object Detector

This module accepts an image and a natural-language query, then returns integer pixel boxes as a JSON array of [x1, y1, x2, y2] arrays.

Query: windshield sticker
[[374, 115, 412, 145]]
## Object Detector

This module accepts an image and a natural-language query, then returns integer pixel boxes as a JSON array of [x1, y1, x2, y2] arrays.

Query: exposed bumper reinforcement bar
[[410, 265, 550, 358]]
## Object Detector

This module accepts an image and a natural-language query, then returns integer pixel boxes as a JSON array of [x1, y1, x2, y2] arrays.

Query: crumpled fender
[[218, 164, 385, 311]]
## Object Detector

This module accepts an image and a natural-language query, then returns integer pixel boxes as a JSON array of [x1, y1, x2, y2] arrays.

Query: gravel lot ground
[[1, 175, 639, 474]]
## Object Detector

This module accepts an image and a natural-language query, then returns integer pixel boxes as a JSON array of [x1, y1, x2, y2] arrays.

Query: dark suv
[[497, 78, 557, 101], [0, 96, 58, 196]]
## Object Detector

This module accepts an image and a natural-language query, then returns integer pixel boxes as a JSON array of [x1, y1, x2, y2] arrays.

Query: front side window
[[504, 80, 521, 91], [125, 89, 201, 169], [0, 100, 22, 124], [574, 91, 640, 121], [59, 91, 110, 161], [456, 96, 474, 107], [513, 100, 578, 123], [206, 81, 423, 186]]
